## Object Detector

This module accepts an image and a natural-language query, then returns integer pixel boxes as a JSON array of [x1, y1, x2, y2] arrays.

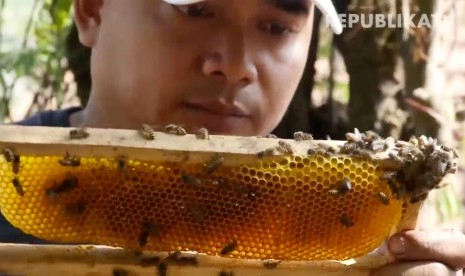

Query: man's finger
[[387, 229, 465, 271], [370, 261, 460, 276]]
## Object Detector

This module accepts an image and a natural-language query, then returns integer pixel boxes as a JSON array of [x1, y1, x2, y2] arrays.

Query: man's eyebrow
[[264, 0, 311, 16]]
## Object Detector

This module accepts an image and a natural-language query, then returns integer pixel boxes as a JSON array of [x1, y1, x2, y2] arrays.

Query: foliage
[[0, 0, 73, 122]]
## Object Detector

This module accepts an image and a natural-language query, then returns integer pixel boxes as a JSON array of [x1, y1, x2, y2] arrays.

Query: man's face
[[85, 0, 314, 136]]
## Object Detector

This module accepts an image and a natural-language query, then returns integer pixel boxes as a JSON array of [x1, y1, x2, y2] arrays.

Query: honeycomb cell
[[0, 154, 404, 261]]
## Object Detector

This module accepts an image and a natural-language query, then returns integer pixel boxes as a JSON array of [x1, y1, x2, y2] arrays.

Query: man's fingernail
[[389, 235, 407, 254]]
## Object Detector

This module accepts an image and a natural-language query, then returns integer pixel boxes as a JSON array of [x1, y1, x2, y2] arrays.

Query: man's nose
[[201, 29, 258, 88]]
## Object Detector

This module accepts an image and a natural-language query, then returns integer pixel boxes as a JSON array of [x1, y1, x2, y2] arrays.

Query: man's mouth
[[182, 100, 251, 118]]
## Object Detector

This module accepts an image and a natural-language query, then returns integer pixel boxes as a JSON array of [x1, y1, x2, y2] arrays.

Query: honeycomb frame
[[0, 126, 458, 265]]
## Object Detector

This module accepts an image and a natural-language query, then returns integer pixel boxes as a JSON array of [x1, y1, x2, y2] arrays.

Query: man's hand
[[370, 229, 465, 276]]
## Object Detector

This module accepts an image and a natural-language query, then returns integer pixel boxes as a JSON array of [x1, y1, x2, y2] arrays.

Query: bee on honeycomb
[[340, 214, 355, 227], [329, 178, 352, 196], [2, 148, 14, 162], [45, 176, 78, 200], [139, 221, 162, 248], [293, 131, 313, 141], [11, 176, 24, 197], [69, 127, 89, 140], [257, 147, 275, 159], [276, 141, 294, 154], [182, 173, 202, 188], [204, 155, 224, 174], [196, 127, 209, 140], [220, 240, 238, 256], [140, 124, 156, 140], [377, 192, 390, 205], [12, 155, 20, 174], [58, 153, 81, 167], [165, 124, 187, 136]]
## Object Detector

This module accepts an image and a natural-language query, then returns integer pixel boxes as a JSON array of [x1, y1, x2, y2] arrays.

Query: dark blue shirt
[[1, 107, 82, 243]]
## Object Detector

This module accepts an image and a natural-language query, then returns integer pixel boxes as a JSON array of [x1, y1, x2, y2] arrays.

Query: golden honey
[[0, 153, 402, 261]]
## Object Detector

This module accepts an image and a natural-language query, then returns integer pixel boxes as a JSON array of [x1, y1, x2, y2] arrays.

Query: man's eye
[[259, 22, 293, 36], [174, 3, 214, 18]]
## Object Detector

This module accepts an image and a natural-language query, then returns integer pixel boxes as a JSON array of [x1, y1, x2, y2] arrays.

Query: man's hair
[[65, 21, 92, 107]]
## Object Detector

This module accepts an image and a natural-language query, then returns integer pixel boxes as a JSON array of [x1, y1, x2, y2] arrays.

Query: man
[[9, 0, 465, 274]]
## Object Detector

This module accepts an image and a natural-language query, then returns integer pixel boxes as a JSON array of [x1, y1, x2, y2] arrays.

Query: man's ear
[[73, 0, 104, 47]]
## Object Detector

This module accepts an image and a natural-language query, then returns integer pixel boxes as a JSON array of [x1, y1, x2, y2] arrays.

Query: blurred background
[[1, 0, 464, 230]]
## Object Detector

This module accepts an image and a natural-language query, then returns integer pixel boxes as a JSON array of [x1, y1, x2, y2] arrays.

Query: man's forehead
[[162, 0, 343, 34]]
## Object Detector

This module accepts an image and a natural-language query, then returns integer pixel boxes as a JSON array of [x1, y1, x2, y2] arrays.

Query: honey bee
[[157, 262, 168, 276], [345, 128, 362, 143], [165, 124, 187, 136], [11, 177, 24, 197], [293, 131, 313, 141], [2, 148, 14, 162], [204, 155, 224, 174], [388, 152, 403, 164], [116, 156, 127, 174], [219, 271, 234, 276], [234, 185, 257, 200], [329, 178, 352, 196], [182, 173, 202, 188], [386, 179, 405, 200], [140, 124, 156, 140], [166, 251, 182, 260], [263, 260, 281, 269], [212, 178, 228, 189], [307, 148, 317, 155], [12, 155, 20, 174], [257, 147, 275, 159], [409, 136, 419, 146], [46, 176, 78, 199], [276, 141, 294, 154], [58, 153, 81, 167], [380, 172, 405, 199], [339, 143, 358, 154], [65, 201, 86, 215], [139, 222, 154, 248], [370, 140, 386, 153], [377, 192, 390, 205], [323, 144, 339, 156], [384, 137, 395, 151], [195, 127, 209, 140], [112, 268, 129, 276], [307, 146, 326, 155], [69, 128, 89, 140], [362, 130, 380, 142], [353, 149, 373, 159], [380, 171, 396, 181], [140, 222, 163, 248], [418, 135, 430, 147], [139, 256, 161, 267], [165, 251, 198, 266], [340, 214, 355, 227], [220, 240, 238, 256]]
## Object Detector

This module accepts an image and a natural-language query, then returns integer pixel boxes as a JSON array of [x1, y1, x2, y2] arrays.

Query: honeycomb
[[0, 153, 402, 261], [0, 126, 458, 263]]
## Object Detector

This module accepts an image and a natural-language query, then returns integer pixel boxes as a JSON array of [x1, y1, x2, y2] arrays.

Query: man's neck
[[69, 93, 136, 129]]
